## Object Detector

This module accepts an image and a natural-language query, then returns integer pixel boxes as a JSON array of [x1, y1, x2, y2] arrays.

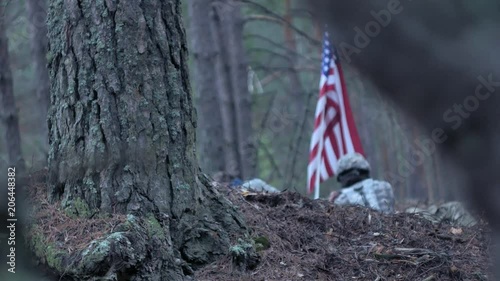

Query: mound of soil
[[196, 189, 492, 281]]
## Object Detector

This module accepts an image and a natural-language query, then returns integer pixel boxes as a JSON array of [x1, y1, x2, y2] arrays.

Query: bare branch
[[258, 138, 284, 179], [245, 33, 318, 63], [284, 89, 316, 188], [240, 0, 321, 46]]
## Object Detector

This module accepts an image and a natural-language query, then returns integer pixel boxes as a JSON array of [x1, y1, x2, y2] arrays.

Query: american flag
[[307, 31, 364, 199]]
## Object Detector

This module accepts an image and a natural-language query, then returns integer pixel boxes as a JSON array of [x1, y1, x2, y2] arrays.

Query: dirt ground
[[196, 188, 492, 281]]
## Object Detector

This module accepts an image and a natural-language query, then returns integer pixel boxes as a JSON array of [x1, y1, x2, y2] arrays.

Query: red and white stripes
[[307, 32, 364, 199]]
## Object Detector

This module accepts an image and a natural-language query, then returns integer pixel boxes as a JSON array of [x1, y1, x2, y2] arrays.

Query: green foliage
[[64, 197, 92, 219], [229, 237, 260, 270], [253, 236, 270, 251], [229, 238, 254, 258], [145, 213, 165, 240], [31, 229, 64, 272]]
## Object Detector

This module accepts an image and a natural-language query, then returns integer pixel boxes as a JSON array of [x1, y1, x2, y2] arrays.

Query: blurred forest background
[[0, 0, 462, 202]]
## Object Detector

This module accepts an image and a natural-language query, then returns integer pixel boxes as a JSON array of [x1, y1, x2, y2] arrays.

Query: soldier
[[328, 153, 395, 214]]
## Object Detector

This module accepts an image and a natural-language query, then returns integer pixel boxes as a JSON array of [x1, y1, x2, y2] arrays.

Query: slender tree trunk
[[190, 1, 255, 180], [433, 151, 443, 200], [283, 0, 307, 187], [39, 1, 248, 279], [0, 5, 26, 174], [223, 1, 256, 180], [283, 0, 303, 112], [412, 124, 427, 201], [188, 0, 225, 175], [26, 0, 50, 157], [209, 3, 241, 179], [393, 108, 408, 200]]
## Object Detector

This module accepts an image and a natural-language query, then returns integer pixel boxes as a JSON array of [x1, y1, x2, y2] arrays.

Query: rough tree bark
[[188, 0, 225, 175], [0, 4, 26, 174], [26, 0, 50, 156], [39, 1, 249, 280]]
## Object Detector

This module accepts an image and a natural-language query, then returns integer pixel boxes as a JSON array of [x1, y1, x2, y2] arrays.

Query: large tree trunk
[[0, 4, 26, 174], [37, 1, 249, 280], [188, 0, 225, 175], [26, 0, 50, 157]]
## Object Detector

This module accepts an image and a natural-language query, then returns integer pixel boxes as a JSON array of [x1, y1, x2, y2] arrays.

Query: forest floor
[[18, 171, 491, 281], [196, 187, 492, 281]]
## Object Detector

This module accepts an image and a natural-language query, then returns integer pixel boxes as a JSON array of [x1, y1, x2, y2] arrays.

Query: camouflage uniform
[[331, 153, 395, 214], [406, 201, 477, 227]]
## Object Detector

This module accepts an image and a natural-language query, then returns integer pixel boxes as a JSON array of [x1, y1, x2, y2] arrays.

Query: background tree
[[224, 1, 256, 180], [26, 0, 50, 157], [189, 0, 256, 180], [188, 0, 225, 176], [0, 2, 25, 174], [0, 0, 47, 171]]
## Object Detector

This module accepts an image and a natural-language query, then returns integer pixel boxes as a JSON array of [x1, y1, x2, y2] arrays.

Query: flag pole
[[314, 157, 321, 199], [314, 115, 325, 200], [313, 25, 325, 200]]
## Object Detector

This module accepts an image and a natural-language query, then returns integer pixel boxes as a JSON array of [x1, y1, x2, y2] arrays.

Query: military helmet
[[336, 153, 370, 175]]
